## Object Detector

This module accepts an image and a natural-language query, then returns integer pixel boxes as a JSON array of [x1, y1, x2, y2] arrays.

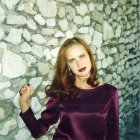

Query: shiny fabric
[[20, 83, 119, 140]]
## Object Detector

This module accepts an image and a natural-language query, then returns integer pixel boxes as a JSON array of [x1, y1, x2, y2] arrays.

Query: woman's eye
[[69, 59, 74, 63], [80, 55, 86, 58]]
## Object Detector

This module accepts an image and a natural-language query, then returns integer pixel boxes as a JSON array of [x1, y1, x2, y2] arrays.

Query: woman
[[19, 37, 119, 140]]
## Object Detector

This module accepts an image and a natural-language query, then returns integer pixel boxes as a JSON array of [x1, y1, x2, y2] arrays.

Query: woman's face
[[65, 44, 92, 79]]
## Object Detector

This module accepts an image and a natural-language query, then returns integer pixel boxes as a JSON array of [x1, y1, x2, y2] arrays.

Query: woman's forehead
[[65, 44, 87, 58]]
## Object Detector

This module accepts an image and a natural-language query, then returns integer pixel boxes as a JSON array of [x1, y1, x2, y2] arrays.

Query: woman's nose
[[76, 59, 82, 67]]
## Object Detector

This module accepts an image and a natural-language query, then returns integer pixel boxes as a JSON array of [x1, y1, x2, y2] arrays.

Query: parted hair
[[45, 37, 100, 98]]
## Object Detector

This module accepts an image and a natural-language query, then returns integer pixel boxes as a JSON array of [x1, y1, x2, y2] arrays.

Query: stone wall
[[0, 0, 139, 140]]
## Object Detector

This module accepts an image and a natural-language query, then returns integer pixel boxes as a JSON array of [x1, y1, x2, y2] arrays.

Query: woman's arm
[[106, 88, 119, 140], [20, 96, 60, 138]]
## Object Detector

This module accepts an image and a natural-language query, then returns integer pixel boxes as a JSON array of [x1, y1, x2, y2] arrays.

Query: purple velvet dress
[[20, 83, 119, 140]]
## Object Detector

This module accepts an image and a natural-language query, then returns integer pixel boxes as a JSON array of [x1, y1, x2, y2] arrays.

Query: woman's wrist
[[19, 100, 30, 113]]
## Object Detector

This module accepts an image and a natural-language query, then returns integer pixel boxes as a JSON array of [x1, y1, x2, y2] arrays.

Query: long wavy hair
[[45, 37, 100, 99]]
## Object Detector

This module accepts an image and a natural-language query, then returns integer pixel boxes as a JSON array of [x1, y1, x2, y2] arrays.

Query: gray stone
[[37, 62, 50, 75], [14, 128, 31, 140], [2, 49, 26, 78], [119, 97, 124, 105], [0, 89, 16, 100], [0, 81, 11, 90], [6, 14, 26, 25], [34, 14, 45, 25], [24, 54, 37, 67], [98, 70, 104, 75], [0, 100, 13, 122], [57, 0, 72, 3], [106, 56, 113, 66], [66, 30, 73, 38], [41, 28, 55, 35], [118, 44, 125, 52], [4, 28, 23, 44], [26, 18, 37, 30], [23, 29, 31, 41], [117, 7, 123, 15], [117, 65, 123, 74], [118, 37, 125, 43], [105, 5, 111, 15], [37, 91, 46, 99], [72, 24, 78, 34], [78, 27, 89, 34], [0, 63, 1, 74], [92, 31, 103, 48], [111, 1, 118, 9], [51, 47, 60, 57], [118, 0, 127, 5], [66, 6, 75, 20], [121, 127, 126, 136], [37, 0, 57, 17], [0, 107, 5, 120], [97, 48, 105, 60], [58, 7, 65, 18], [83, 16, 90, 25], [0, 118, 17, 135], [54, 31, 65, 38], [46, 18, 56, 27], [89, 26, 94, 37], [1, 0, 20, 10], [20, 42, 31, 53], [103, 21, 114, 40], [111, 12, 118, 20], [47, 38, 58, 46], [0, 28, 5, 40], [58, 19, 68, 31], [17, 115, 25, 128], [88, 3, 95, 11], [125, 7, 134, 15], [25, 68, 36, 77], [122, 5, 127, 12], [92, 11, 103, 23], [19, 2, 36, 14], [32, 34, 46, 44], [29, 77, 43, 89], [128, 34, 136, 43], [96, 61, 101, 69], [104, 74, 112, 82], [115, 24, 122, 37], [74, 16, 82, 25], [83, 34, 92, 44], [116, 75, 121, 83], [110, 47, 117, 54], [31, 97, 42, 113], [76, 3, 88, 16], [96, 4, 103, 11], [102, 58, 108, 68], [31, 45, 44, 58], [132, 0, 138, 5], [0, 5, 6, 23]]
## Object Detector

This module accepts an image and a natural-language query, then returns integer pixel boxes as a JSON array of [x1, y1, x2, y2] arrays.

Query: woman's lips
[[78, 67, 86, 72]]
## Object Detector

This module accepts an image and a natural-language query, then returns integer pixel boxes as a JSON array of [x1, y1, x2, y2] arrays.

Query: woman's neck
[[75, 78, 93, 89]]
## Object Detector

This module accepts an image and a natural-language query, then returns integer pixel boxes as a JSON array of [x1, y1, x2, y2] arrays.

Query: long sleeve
[[106, 88, 119, 140], [19, 96, 60, 138]]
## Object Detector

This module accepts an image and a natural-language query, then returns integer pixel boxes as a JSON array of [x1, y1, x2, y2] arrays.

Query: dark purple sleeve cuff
[[19, 107, 34, 120]]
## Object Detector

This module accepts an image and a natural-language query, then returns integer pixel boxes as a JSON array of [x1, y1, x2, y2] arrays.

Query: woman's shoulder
[[102, 82, 118, 97]]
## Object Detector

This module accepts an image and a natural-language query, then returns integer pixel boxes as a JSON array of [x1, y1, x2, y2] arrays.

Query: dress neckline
[[76, 83, 108, 92]]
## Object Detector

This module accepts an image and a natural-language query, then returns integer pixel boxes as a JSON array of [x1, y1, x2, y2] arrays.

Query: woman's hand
[[19, 83, 34, 113]]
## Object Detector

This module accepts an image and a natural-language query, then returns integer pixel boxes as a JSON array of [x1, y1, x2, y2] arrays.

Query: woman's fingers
[[19, 83, 32, 96]]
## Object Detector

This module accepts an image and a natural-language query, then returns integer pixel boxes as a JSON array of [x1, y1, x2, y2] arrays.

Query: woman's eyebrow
[[67, 58, 75, 62], [79, 53, 86, 56], [67, 53, 86, 61]]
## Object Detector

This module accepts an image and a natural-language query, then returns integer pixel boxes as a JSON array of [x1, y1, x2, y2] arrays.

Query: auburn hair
[[45, 37, 100, 99]]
